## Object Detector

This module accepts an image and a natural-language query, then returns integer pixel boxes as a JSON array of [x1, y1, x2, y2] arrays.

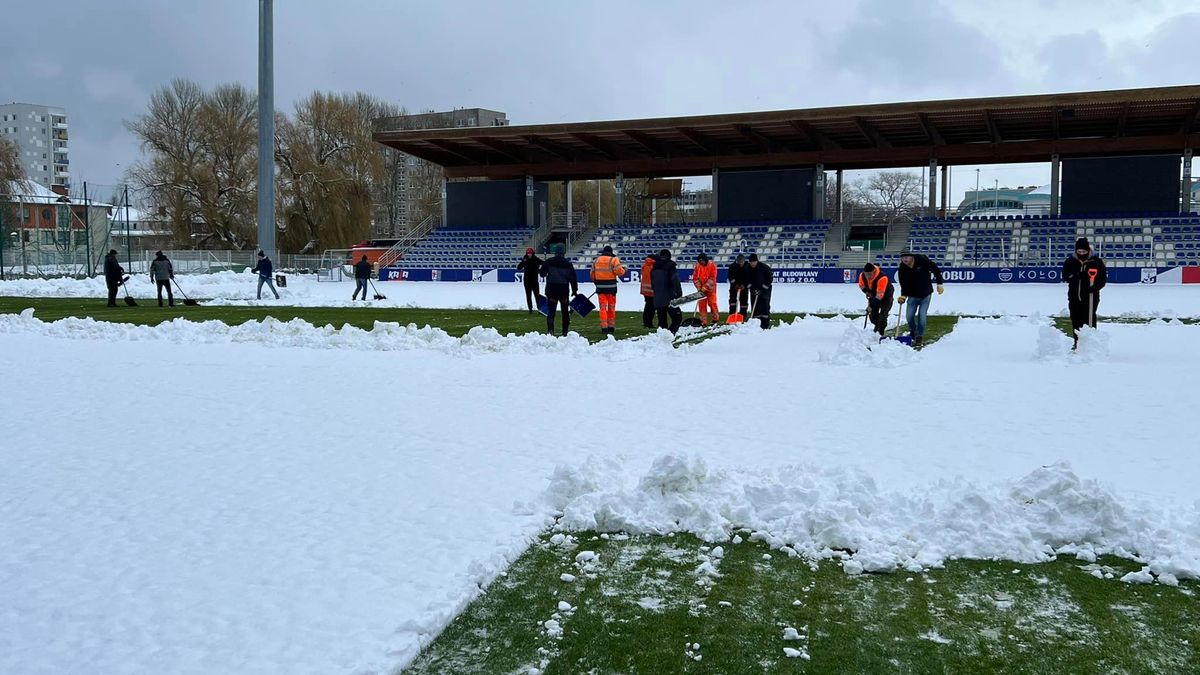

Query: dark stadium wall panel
[[446, 180, 548, 228], [716, 168, 815, 222], [1061, 154, 1181, 215]]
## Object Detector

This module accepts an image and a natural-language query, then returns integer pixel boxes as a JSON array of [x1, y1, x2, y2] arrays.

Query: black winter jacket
[[650, 257, 683, 309], [727, 261, 750, 288], [103, 254, 124, 281], [517, 255, 543, 285], [354, 260, 373, 280], [540, 254, 578, 299], [1062, 254, 1107, 303], [896, 254, 944, 298], [747, 262, 772, 293]]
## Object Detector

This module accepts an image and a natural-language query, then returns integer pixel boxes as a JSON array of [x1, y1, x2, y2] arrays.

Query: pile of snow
[[818, 324, 919, 367], [548, 454, 1200, 579], [1036, 324, 1111, 362], [0, 309, 679, 359]]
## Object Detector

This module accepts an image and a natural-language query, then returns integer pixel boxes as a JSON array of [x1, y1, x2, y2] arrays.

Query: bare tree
[[126, 79, 258, 249], [846, 170, 923, 224], [1, 137, 27, 235]]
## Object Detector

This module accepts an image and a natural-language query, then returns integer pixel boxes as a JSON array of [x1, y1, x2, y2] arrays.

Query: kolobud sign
[[383, 266, 1166, 284]]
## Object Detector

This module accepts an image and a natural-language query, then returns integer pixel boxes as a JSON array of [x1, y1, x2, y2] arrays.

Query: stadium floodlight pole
[[83, 182, 92, 277], [257, 0, 276, 259], [124, 185, 133, 269]]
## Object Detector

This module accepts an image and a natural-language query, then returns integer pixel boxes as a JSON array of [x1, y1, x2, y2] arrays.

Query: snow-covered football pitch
[[1, 276, 1198, 674]]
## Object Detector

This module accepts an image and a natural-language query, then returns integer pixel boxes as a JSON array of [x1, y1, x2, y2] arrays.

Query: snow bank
[[0, 309, 679, 359], [548, 454, 1200, 579], [4, 274, 1199, 317]]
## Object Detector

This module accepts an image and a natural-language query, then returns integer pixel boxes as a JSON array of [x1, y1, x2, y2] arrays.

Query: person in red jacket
[[639, 253, 656, 329], [692, 253, 720, 325]]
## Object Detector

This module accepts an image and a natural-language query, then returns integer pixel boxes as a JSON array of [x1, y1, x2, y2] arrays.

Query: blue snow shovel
[[569, 292, 596, 318], [536, 294, 549, 316]]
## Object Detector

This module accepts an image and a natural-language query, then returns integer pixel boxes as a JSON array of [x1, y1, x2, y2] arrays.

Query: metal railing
[[376, 213, 440, 268]]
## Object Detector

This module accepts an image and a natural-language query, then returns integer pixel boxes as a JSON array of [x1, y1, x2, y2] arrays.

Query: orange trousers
[[698, 291, 720, 324], [598, 293, 617, 328]]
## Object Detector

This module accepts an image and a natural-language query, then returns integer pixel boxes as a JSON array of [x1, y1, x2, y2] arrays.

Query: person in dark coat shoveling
[[650, 249, 683, 334], [103, 249, 125, 307], [539, 244, 578, 336], [352, 255, 373, 301], [1062, 237, 1107, 350]]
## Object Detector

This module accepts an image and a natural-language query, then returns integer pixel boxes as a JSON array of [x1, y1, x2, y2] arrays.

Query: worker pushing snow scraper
[[590, 245, 625, 335], [896, 251, 945, 349], [747, 253, 773, 329], [540, 244, 578, 336]]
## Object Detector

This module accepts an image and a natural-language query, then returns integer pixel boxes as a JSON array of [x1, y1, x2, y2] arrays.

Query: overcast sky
[[2, 0, 1196, 203]]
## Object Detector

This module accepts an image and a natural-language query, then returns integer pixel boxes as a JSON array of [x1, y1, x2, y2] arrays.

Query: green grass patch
[[405, 531, 1199, 674], [0, 297, 959, 347]]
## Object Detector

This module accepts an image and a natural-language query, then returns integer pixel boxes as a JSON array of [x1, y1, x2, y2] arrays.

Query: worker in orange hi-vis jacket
[[590, 245, 626, 335], [692, 252, 720, 325]]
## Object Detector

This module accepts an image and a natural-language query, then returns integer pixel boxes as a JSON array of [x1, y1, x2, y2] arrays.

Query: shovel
[[369, 279, 387, 301], [569, 292, 596, 318], [172, 279, 200, 306], [120, 279, 137, 307], [894, 300, 913, 346], [726, 287, 744, 324]]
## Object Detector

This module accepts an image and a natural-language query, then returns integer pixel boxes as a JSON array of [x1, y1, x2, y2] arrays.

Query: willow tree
[[275, 92, 387, 252]]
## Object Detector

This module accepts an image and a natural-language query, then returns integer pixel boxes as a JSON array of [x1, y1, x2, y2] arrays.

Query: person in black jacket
[[746, 253, 773, 329], [352, 255, 373, 300], [896, 251, 945, 348], [1062, 237, 1107, 349], [103, 249, 124, 307], [539, 244, 578, 336], [516, 247, 543, 313], [727, 254, 750, 317], [650, 249, 683, 333]]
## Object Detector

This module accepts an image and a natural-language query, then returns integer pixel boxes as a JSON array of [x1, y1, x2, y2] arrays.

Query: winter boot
[[913, 336, 923, 349]]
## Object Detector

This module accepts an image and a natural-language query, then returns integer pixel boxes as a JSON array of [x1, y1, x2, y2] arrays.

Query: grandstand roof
[[374, 85, 1200, 180]]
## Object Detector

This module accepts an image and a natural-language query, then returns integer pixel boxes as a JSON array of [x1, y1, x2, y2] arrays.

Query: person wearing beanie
[[103, 249, 125, 307], [516, 247, 543, 313], [727, 253, 750, 319], [251, 250, 280, 300], [896, 250, 945, 348], [639, 251, 658, 329], [650, 249, 683, 333], [691, 252, 720, 325], [352, 254, 374, 301], [1062, 237, 1107, 349], [149, 250, 175, 307], [540, 243, 578, 336], [857, 262, 894, 337], [747, 253, 773, 329], [590, 244, 626, 334]]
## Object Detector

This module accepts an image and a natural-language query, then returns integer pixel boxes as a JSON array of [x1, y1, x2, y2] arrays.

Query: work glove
[[898, 295, 907, 304], [868, 297, 881, 309], [936, 284, 944, 295]]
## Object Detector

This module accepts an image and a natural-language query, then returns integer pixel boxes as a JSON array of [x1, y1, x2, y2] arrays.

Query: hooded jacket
[[1062, 253, 1107, 303], [693, 260, 718, 293], [858, 267, 893, 306], [591, 252, 625, 294], [354, 259, 373, 280], [727, 260, 750, 288], [540, 254, 578, 299], [650, 256, 683, 309]]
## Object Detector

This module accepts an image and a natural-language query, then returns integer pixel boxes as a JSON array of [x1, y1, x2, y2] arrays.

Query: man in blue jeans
[[251, 250, 281, 300], [895, 251, 945, 348]]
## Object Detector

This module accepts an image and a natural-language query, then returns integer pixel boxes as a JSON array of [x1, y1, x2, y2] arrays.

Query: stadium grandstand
[[366, 85, 1200, 278]]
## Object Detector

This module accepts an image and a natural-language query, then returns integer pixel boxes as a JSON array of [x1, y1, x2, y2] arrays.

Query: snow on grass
[[2, 289, 1199, 674], [3, 275, 1199, 318]]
